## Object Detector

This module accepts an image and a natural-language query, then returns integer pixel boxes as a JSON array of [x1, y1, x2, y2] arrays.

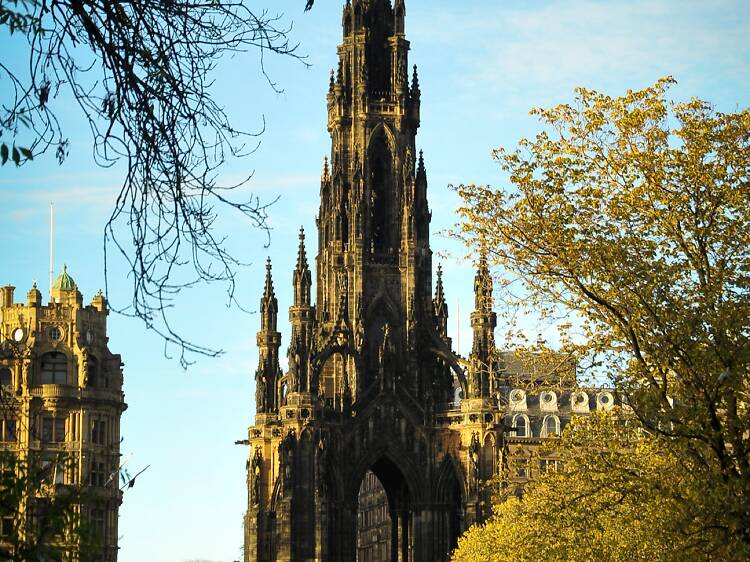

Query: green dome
[[52, 264, 77, 291]]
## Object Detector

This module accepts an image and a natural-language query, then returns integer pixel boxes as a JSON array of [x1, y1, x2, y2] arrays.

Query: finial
[[434, 263, 448, 324], [322, 156, 330, 181], [474, 247, 493, 312], [417, 150, 425, 173], [337, 60, 343, 85], [329, 69, 335, 92], [263, 257, 275, 300], [32, 280, 37, 289], [435, 264, 445, 302], [297, 227, 309, 272], [411, 64, 420, 95]]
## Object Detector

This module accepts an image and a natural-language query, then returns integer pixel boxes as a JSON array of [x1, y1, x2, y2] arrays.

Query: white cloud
[[414, 0, 750, 110], [0, 184, 118, 225]]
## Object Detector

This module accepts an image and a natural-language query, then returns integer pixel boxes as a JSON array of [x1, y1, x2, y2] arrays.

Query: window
[[40, 352, 67, 385], [41, 416, 66, 443], [42, 418, 53, 442], [0, 418, 16, 442], [54, 418, 65, 442], [542, 415, 560, 437], [540, 459, 562, 473], [512, 414, 529, 438], [90, 460, 106, 487], [92, 419, 106, 445], [88, 356, 99, 388], [0, 515, 13, 538], [515, 458, 528, 479], [39, 458, 65, 486], [90, 508, 106, 539], [87, 356, 109, 389], [0, 367, 11, 389]]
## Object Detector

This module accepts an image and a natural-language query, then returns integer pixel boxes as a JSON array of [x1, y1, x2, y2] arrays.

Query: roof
[[52, 264, 77, 291]]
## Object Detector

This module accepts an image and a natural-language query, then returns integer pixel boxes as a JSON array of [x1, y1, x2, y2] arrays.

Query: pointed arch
[[269, 474, 282, 513], [348, 446, 424, 506], [366, 122, 397, 155], [434, 455, 465, 560], [367, 125, 398, 255], [435, 454, 465, 503], [365, 287, 399, 327]]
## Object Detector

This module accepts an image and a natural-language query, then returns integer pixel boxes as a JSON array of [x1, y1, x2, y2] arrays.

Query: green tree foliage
[[453, 78, 750, 559]]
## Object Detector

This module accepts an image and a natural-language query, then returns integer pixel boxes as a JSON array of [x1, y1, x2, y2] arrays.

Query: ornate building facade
[[0, 269, 126, 561], [243, 2, 612, 561]]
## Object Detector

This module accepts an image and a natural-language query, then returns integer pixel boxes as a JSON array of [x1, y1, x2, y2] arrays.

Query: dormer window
[[512, 414, 530, 438], [542, 415, 561, 437]]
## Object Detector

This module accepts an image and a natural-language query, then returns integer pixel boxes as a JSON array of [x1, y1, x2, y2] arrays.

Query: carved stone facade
[[243, 2, 609, 561], [0, 270, 126, 561]]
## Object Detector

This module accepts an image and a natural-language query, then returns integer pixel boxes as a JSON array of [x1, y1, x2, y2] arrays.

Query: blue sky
[[1, 0, 749, 560]]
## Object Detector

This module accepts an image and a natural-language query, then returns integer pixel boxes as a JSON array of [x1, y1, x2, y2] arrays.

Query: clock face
[[12, 328, 24, 342]]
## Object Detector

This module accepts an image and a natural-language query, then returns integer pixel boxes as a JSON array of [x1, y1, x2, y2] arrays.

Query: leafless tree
[[1, 0, 310, 366]]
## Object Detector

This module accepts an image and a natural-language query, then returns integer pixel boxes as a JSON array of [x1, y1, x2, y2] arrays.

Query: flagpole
[[49, 202, 54, 295]]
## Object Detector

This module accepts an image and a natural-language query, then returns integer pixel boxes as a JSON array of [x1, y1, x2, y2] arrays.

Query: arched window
[[542, 415, 560, 437], [512, 414, 530, 438], [368, 134, 393, 255], [0, 367, 11, 389], [40, 352, 68, 385]]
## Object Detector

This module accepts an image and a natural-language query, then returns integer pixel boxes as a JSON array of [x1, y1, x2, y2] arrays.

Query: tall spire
[[315, 0, 431, 406], [256, 258, 281, 414], [321, 157, 330, 183], [417, 149, 426, 180], [411, 64, 420, 99], [261, 258, 277, 332], [468, 249, 497, 398], [433, 264, 449, 340], [289, 227, 314, 394], [293, 228, 312, 307], [473, 251, 493, 315]]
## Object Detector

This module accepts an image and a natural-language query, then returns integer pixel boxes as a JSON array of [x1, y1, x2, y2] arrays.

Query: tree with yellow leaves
[[453, 78, 750, 560], [453, 414, 721, 562]]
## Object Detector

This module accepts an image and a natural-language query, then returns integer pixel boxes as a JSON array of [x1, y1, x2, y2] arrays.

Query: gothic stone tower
[[244, 2, 503, 560]]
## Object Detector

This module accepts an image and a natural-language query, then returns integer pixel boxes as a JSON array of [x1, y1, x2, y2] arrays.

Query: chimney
[[0, 285, 15, 308]]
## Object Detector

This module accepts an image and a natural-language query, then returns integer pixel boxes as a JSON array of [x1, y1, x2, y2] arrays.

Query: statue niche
[[368, 133, 396, 256]]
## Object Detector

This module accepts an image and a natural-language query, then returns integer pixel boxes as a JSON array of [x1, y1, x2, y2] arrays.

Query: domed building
[[0, 267, 126, 561]]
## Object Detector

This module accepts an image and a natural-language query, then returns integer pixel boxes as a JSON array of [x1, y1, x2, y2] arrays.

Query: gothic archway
[[355, 456, 412, 562]]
